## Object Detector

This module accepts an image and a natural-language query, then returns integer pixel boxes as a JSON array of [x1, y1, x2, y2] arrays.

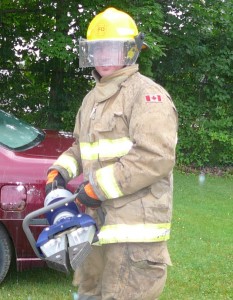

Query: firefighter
[[46, 7, 178, 300]]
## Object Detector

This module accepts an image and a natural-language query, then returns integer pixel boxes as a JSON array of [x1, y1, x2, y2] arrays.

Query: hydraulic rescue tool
[[23, 188, 102, 274]]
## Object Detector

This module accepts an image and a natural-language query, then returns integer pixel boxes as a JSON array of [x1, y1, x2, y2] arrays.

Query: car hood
[[23, 130, 74, 158]]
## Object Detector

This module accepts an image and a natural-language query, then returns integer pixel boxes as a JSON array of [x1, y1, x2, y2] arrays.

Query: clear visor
[[79, 39, 140, 68]]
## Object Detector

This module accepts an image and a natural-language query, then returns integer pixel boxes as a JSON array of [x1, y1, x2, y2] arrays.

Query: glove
[[75, 182, 101, 208], [45, 170, 66, 195]]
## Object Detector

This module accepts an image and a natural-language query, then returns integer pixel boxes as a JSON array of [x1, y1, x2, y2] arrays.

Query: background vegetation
[[0, 0, 232, 167], [1, 171, 232, 299]]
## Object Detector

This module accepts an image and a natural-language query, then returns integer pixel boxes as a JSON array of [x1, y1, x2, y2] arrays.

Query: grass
[[0, 267, 75, 299], [161, 171, 233, 300], [1, 170, 232, 299]]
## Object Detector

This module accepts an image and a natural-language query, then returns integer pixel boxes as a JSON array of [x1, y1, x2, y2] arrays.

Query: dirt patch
[[177, 166, 233, 177]]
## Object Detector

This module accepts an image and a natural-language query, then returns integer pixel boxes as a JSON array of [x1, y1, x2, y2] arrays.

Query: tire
[[0, 224, 12, 284]]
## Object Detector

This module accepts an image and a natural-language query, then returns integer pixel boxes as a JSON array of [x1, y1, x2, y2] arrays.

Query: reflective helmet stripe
[[80, 137, 133, 160], [53, 154, 78, 178], [97, 223, 171, 244], [96, 164, 123, 198]]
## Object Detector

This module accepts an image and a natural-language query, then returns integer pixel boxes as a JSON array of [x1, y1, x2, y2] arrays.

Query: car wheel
[[0, 224, 12, 284]]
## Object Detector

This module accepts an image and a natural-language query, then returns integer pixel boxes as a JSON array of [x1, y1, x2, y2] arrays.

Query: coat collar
[[91, 65, 139, 102]]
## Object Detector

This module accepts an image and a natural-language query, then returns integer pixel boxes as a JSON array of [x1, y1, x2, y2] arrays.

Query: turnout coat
[[51, 64, 178, 264]]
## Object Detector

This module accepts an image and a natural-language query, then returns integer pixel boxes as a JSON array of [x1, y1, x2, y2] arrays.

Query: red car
[[0, 109, 80, 283]]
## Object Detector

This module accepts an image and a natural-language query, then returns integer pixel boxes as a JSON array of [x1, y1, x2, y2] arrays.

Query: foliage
[[0, 1, 93, 128], [155, 0, 233, 167], [0, 0, 164, 129], [0, 0, 232, 166]]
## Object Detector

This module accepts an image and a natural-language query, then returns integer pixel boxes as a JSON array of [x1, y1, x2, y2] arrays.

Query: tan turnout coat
[[52, 64, 178, 265]]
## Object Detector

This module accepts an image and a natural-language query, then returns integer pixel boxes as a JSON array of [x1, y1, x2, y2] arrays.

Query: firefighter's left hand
[[75, 182, 101, 208]]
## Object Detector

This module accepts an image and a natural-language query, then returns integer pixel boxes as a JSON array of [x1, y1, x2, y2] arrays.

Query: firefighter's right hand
[[45, 170, 66, 195], [75, 182, 101, 208]]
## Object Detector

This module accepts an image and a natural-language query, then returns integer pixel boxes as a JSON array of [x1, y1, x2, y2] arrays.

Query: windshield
[[0, 110, 45, 151]]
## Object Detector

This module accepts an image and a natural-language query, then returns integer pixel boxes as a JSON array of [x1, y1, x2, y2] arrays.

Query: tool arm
[[22, 193, 78, 259]]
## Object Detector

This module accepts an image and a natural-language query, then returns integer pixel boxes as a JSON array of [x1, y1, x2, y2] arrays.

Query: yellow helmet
[[79, 7, 146, 68], [87, 7, 138, 41]]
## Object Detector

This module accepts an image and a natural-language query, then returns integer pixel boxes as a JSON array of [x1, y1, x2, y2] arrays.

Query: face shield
[[79, 38, 140, 68]]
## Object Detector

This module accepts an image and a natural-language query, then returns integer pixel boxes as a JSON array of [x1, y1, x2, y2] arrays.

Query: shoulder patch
[[145, 95, 162, 103]]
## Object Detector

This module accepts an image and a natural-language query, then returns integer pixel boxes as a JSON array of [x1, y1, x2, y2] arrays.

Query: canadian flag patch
[[145, 95, 162, 103]]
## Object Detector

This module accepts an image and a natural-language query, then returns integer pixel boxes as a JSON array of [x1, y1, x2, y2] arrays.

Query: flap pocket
[[151, 177, 171, 199], [94, 117, 115, 132], [128, 243, 171, 265]]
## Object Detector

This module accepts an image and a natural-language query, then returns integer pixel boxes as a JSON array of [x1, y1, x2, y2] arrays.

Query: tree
[[0, 0, 164, 129], [155, 0, 233, 166], [1, 0, 232, 166], [1, 1, 89, 128]]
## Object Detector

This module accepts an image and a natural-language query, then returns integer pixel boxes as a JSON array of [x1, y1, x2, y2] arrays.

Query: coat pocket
[[150, 176, 172, 199], [128, 243, 171, 267], [94, 112, 129, 140], [141, 188, 172, 224]]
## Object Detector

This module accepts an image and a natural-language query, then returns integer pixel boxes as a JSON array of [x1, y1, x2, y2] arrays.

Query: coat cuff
[[89, 171, 106, 201], [48, 166, 70, 183]]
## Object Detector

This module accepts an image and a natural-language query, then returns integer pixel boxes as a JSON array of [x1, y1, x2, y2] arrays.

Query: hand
[[75, 182, 101, 208], [45, 170, 66, 195]]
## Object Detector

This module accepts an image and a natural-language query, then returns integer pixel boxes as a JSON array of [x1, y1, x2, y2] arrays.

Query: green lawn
[[1, 171, 232, 300], [161, 171, 233, 300]]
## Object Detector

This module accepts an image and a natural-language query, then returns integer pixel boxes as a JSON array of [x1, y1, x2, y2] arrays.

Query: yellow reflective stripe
[[80, 137, 133, 160], [99, 138, 133, 157], [96, 165, 123, 199], [54, 154, 78, 178], [80, 142, 98, 160], [98, 223, 171, 244]]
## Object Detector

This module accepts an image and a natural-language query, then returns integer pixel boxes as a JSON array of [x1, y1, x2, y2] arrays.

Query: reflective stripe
[[96, 165, 123, 199], [97, 223, 171, 244], [80, 137, 133, 160], [80, 142, 98, 160], [54, 154, 78, 178]]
